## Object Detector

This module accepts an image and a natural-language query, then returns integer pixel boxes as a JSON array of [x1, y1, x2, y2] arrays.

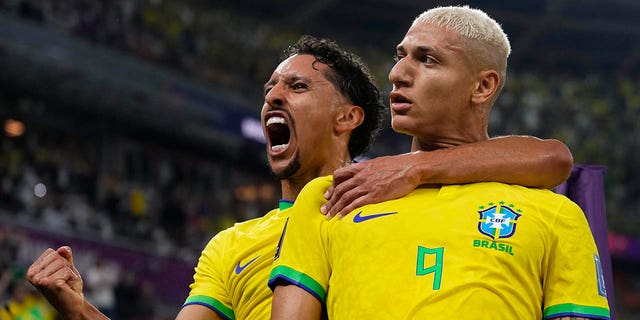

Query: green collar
[[279, 200, 294, 210]]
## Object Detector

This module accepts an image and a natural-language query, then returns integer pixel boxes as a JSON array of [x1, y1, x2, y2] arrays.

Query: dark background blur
[[0, 0, 638, 319]]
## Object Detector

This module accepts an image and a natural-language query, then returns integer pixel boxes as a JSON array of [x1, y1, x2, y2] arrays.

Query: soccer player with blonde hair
[[270, 6, 610, 320], [28, 29, 573, 320]]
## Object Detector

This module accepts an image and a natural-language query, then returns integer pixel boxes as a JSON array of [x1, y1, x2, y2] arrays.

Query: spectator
[[84, 257, 119, 318], [0, 279, 56, 320]]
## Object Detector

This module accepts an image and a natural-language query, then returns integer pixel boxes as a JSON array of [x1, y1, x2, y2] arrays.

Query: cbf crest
[[478, 202, 522, 240]]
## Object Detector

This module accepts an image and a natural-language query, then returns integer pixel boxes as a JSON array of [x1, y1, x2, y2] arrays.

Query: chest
[[329, 195, 552, 279]]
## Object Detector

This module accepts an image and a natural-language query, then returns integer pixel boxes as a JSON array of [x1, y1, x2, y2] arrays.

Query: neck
[[412, 106, 490, 151], [411, 129, 489, 152], [279, 155, 352, 201], [280, 177, 310, 202]]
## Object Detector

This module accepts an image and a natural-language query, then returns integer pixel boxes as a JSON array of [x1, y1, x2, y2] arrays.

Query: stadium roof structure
[[215, 0, 640, 74]]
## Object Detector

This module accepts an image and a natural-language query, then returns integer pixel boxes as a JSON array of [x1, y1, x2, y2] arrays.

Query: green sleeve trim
[[269, 265, 326, 303], [544, 303, 610, 319], [183, 295, 235, 320], [279, 199, 294, 210]]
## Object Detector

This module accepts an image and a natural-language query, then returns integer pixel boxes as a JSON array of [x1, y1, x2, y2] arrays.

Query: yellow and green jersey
[[0, 295, 56, 320], [183, 200, 292, 320], [269, 176, 609, 319]]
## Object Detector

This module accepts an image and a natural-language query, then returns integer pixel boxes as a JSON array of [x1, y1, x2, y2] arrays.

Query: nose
[[265, 83, 284, 108], [388, 57, 413, 88]]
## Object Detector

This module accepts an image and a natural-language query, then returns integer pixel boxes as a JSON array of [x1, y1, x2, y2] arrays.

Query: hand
[[26, 246, 85, 317], [322, 155, 420, 219]]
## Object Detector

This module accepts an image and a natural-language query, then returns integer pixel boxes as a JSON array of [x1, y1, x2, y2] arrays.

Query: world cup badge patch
[[594, 254, 607, 297], [478, 202, 522, 240]]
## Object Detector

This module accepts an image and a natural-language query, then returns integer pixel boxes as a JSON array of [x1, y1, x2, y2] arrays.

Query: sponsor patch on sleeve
[[594, 254, 607, 297]]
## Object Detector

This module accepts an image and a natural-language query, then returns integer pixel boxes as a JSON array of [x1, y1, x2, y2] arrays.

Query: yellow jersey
[[184, 200, 292, 320], [269, 176, 609, 319], [0, 294, 56, 320]]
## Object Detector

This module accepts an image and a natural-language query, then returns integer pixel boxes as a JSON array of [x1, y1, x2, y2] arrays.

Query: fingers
[[323, 185, 334, 202], [321, 184, 335, 214], [58, 248, 82, 293], [332, 165, 357, 185], [324, 168, 367, 218], [336, 196, 371, 219], [27, 248, 80, 291], [322, 167, 355, 214], [326, 185, 368, 219], [27, 248, 56, 283], [57, 246, 74, 265]]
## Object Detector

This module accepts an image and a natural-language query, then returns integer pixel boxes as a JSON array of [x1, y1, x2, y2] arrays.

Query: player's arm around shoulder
[[408, 135, 573, 189], [322, 136, 573, 218]]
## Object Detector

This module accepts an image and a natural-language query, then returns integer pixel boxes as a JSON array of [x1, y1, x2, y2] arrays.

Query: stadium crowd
[[2, 0, 637, 232], [0, 94, 279, 260], [1, 0, 302, 104], [0, 0, 639, 318], [0, 92, 280, 318]]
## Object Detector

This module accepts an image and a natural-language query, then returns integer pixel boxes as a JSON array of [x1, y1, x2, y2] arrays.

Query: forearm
[[63, 301, 110, 320], [176, 304, 224, 320], [411, 135, 573, 189]]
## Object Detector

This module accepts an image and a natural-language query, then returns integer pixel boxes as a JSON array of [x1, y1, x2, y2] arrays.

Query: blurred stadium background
[[0, 0, 638, 318]]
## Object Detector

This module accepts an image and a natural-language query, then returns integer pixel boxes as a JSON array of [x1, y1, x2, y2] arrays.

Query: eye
[[420, 55, 437, 65], [393, 54, 404, 62], [264, 86, 273, 96], [291, 83, 308, 91]]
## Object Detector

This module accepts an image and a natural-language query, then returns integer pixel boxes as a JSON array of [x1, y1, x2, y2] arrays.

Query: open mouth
[[266, 116, 291, 152], [390, 92, 412, 104], [389, 91, 413, 113]]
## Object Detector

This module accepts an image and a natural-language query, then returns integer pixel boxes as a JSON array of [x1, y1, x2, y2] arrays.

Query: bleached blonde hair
[[413, 6, 511, 93]]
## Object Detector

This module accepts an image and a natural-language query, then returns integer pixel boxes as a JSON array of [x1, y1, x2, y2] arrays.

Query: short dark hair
[[281, 35, 386, 159]]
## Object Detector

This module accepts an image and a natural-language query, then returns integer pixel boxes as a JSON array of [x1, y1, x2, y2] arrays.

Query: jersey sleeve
[[183, 230, 236, 320], [542, 197, 610, 319], [268, 176, 333, 303]]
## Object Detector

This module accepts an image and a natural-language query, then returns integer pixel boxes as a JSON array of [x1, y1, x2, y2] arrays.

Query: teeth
[[271, 144, 289, 152], [266, 117, 285, 126]]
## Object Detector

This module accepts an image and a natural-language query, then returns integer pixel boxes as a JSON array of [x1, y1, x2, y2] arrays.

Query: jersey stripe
[[183, 294, 236, 320], [269, 265, 326, 303], [543, 303, 610, 319]]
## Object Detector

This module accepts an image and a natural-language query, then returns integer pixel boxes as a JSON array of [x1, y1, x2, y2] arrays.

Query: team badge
[[477, 202, 521, 240]]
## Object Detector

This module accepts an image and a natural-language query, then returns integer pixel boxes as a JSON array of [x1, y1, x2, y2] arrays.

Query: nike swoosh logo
[[353, 211, 398, 223], [235, 255, 261, 274]]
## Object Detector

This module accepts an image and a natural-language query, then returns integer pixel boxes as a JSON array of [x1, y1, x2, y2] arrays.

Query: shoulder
[[202, 214, 266, 251], [440, 182, 579, 214], [444, 182, 566, 199], [301, 175, 334, 194], [227, 208, 281, 234], [295, 175, 333, 204], [283, 176, 334, 223]]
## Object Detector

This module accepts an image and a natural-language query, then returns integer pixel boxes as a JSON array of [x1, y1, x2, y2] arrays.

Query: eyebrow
[[396, 44, 437, 54], [416, 46, 435, 54]]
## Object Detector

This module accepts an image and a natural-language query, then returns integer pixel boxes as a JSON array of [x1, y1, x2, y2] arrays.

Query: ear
[[471, 70, 500, 105], [335, 105, 364, 134]]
